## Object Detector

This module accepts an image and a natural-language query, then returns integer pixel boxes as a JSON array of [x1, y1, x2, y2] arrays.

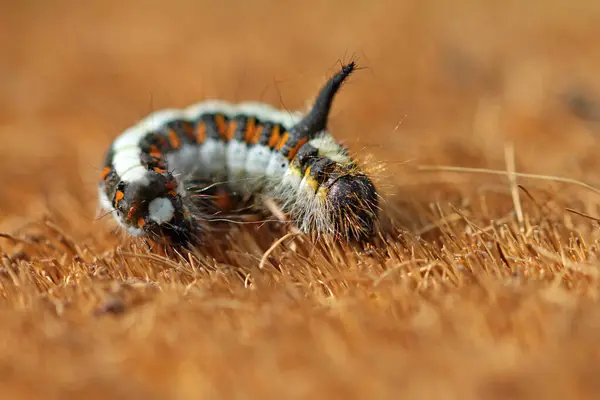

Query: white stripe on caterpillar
[[112, 109, 185, 183], [148, 197, 175, 224], [309, 132, 351, 164]]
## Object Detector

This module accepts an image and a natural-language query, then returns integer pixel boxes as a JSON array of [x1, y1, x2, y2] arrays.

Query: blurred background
[[3, 3, 600, 397], [2, 0, 600, 226]]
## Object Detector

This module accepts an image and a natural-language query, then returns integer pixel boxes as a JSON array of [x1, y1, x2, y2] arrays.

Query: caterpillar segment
[[98, 61, 378, 248]]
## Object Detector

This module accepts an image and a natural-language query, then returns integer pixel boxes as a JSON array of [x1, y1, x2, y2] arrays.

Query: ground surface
[[3, 1, 600, 398]]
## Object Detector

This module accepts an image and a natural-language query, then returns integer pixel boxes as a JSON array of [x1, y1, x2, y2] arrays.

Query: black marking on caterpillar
[[98, 62, 379, 248]]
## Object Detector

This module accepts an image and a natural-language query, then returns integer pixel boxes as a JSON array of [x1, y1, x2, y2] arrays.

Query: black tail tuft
[[290, 62, 357, 138]]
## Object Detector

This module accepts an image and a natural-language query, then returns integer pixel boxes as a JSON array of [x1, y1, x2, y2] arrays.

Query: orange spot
[[226, 120, 237, 141], [250, 125, 263, 144], [167, 129, 180, 149], [101, 166, 111, 181], [196, 122, 206, 143], [165, 181, 177, 190], [275, 131, 290, 150], [114, 190, 125, 205], [127, 204, 137, 219], [215, 114, 227, 138], [153, 167, 166, 174], [244, 117, 256, 143], [287, 137, 308, 160], [268, 125, 281, 148], [215, 189, 232, 211], [168, 189, 178, 197], [137, 217, 146, 228], [150, 145, 162, 158]]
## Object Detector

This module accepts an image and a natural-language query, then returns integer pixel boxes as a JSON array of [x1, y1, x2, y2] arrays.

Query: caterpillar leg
[[262, 197, 302, 234]]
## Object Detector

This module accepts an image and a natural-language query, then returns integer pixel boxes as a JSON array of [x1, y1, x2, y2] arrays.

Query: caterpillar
[[98, 62, 379, 249]]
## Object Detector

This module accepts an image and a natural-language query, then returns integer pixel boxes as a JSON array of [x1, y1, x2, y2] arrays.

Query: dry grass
[[3, 0, 600, 398]]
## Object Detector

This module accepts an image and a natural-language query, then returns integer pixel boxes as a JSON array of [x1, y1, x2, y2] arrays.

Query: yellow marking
[[244, 117, 256, 143], [268, 125, 281, 148], [167, 129, 181, 149], [290, 165, 302, 176], [137, 217, 146, 228], [303, 166, 319, 191], [196, 121, 207, 143], [153, 167, 166, 174], [215, 114, 227, 139], [304, 177, 319, 192], [317, 186, 328, 200], [250, 124, 263, 144], [287, 137, 308, 160], [275, 131, 289, 150]]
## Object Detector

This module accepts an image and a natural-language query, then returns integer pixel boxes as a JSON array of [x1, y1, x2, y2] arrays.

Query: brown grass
[[3, 0, 600, 398]]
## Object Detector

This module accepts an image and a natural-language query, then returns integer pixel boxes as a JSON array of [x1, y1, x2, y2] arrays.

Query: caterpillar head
[[293, 144, 378, 242], [110, 171, 202, 247], [322, 172, 379, 241]]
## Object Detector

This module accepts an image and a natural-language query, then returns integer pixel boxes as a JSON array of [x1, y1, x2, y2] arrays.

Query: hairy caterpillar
[[99, 62, 379, 248]]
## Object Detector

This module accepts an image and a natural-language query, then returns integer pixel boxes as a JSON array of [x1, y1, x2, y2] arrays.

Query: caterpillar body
[[99, 62, 378, 248]]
